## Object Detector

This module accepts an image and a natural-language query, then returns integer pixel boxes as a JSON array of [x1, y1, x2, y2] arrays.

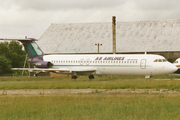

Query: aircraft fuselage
[[43, 54, 177, 77]]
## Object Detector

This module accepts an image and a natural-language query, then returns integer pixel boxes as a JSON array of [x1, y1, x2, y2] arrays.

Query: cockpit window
[[154, 59, 158, 62], [174, 61, 178, 63], [162, 59, 167, 62], [154, 59, 167, 62], [158, 59, 162, 62]]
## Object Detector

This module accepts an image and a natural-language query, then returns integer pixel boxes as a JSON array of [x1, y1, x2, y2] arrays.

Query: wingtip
[[27, 38, 38, 41]]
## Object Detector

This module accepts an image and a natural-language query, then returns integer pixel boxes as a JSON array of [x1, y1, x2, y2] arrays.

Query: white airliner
[[0, 38, 177, 79]]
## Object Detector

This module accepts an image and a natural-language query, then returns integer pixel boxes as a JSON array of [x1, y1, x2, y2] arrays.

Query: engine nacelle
[[35, 61, 52, 68]]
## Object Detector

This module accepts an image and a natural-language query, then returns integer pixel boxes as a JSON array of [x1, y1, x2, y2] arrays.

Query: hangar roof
[[37, 20, 180, 54]]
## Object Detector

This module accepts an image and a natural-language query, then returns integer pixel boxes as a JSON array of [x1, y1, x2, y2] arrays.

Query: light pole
[[95, 43, 102, 54]]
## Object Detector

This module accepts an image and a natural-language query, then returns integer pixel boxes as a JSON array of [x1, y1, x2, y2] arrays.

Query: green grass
[[1, 75, 180, 119], [1, 75, 180, 90], [0, 95, 180, 120]]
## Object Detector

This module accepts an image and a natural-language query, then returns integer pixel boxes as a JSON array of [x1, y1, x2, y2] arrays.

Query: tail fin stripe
[[26, 47, 31, 56], [31, 43, 43, 55], [24, 44, 31, 56], [28, 43, 37, 55]]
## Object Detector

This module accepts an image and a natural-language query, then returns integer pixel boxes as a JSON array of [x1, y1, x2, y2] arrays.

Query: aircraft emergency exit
[[0, 38, 177, 79]]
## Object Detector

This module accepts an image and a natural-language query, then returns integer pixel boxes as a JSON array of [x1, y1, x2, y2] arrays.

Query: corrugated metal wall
[[38, 23, 112, 54], [37, 20, 180, 62]]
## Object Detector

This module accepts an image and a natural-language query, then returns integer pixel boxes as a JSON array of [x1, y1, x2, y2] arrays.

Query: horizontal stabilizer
[[0, 38, 38, 41]]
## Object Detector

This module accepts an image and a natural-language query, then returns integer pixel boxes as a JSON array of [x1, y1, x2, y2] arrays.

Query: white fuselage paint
[[43, 54, 177, 76]]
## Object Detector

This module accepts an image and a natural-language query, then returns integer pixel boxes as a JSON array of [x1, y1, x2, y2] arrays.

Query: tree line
[[0, 41, 26, 75]]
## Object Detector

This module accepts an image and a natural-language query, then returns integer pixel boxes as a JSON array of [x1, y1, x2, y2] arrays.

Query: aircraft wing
[[11, 68, 97, 73]]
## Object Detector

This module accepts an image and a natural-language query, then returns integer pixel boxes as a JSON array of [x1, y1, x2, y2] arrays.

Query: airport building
[[37, 19, 180, 62]]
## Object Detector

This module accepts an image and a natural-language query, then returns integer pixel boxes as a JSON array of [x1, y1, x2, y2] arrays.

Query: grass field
[[1, 95, 180, 120], [1, 75, 180, 120], [1, 75, 180, 90]]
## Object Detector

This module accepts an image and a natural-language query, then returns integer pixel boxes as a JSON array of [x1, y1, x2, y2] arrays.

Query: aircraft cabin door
[[140, 59, 146, 69]]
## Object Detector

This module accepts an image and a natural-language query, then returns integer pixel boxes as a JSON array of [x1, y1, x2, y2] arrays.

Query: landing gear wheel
[[72, 76, 78, 80], [89, 75, 94, 79]]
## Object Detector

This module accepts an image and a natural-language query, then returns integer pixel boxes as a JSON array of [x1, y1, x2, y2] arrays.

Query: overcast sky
[[0, 0, 180, 38]]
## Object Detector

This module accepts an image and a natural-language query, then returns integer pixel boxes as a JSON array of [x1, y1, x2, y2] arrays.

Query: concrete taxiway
[[1, 89, 180, 96]]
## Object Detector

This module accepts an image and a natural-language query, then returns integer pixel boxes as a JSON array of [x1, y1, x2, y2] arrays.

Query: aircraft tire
[[89, 75, 94, 79], [72, 76, 78, 79]]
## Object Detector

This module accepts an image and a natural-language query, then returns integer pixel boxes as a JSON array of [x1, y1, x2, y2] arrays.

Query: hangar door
[[140, 59, 146, 69]]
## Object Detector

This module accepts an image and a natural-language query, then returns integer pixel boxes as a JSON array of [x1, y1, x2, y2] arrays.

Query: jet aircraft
[[0, 38, 177, 79]]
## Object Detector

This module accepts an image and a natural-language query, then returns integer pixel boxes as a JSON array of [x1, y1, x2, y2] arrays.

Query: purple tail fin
[[0, 38, 44, 59], [19, 39, 44, 59], [0, 38, 52, 68]]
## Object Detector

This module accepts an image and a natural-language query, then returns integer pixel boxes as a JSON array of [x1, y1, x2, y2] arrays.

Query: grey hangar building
[[37, 19, 180, 63]]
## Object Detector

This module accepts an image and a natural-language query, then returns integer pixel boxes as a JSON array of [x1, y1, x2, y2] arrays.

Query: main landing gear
[[71, 75, 95, 80], [72, 76, 78, 79], [89, 75, 94, 79]]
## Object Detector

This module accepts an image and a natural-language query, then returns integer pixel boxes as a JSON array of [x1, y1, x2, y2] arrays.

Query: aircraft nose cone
[[169, 65, 178, 73]]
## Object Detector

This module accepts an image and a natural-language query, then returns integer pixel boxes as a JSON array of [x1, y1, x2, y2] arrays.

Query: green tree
[[8, 41, 26, 68], [0, 42, 9, 56], [0, 55, 12, 75], [0, 41, 26, 75]]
